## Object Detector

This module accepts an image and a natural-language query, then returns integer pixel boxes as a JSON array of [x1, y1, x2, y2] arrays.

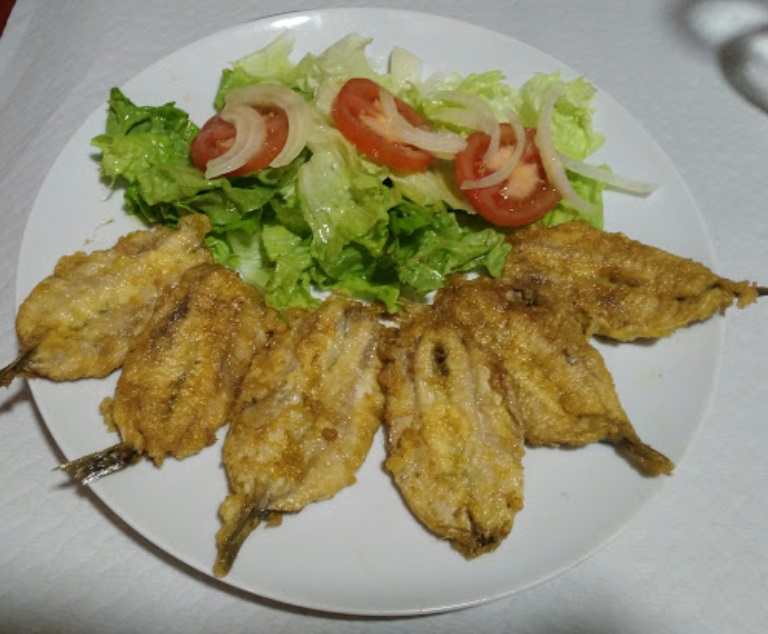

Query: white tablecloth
[[1, 1, 766, 632]]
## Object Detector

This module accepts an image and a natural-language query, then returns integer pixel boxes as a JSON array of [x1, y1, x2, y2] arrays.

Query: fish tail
[[617, 437, 675, 476], [214, 495, 269, 578], [0, 350, 31, 388], [55, 442, 141, 484]]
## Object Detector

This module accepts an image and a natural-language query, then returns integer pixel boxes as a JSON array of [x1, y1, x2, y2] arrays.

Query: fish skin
[[379, 305, 526, 558], [431, 277, 674, 477], [3, 215, 212, 386], [57, 262, 281, 483], [215, 295, 383, 577], [501, 221, 760, 341]]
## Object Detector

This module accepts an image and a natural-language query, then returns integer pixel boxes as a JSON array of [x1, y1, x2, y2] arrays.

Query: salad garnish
[[92, 33, 656, 312]]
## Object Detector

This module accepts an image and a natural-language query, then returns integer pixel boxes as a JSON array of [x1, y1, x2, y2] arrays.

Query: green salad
[[92, 33, 614, 312]]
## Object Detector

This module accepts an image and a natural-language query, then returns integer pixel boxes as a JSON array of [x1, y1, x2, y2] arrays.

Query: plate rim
[[16, 6, 720, 616]]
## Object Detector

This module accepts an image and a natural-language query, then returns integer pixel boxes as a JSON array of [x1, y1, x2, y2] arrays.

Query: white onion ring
[[225, 83, 313, 167], [362, 89, 467, 157], [428, 91, 527, 190], [460, 111, 527, 190], [482, 122, 502, 168], [560, 155, 658, 195], [535, 85, 600, 217], [431, 91, 498, 135], [204, 104, 267, 179]]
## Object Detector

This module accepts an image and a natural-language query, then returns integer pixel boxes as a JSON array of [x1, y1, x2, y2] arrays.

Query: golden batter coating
[[502, 221, 760, 341], [107, 263, 281, 463], [18, 213, 762, 566], [59, 263, 281, 483], [379, 307, 525, 558], [1, 215, 212, 387], [214, 295, 383, 577], [433, 277, 674, 476]]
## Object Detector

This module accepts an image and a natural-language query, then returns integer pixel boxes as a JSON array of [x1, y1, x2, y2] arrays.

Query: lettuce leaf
[[514, 72, 604, 160], [92, 87, 199, 182], [388, 202, 510, 295], [92, 35, 608, 312]]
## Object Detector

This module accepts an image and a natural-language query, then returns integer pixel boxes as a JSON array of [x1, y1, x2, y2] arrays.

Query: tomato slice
[[332, 77, 435, 172], [454, 124, 561, 227], [190, 106, 289, 177]]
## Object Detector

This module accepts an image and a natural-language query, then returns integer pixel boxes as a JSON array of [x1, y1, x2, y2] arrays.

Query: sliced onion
[[430, 91, 498, 135], [389, 45, 423, 89], [460, 111, 527, 190], [535, 85, 600, 217], [482, 120, 502, 166], [362, 89, 467, 158], [430, 92, 501, 164], [204, 104, 266, 179], [225, 83, 313, 167], [560, 155, 658, 195], [427, 91, 528, 190]]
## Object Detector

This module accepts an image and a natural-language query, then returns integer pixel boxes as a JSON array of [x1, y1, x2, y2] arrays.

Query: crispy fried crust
[[215, 295, 384, 577], [431, 277, 674, 476], [502, 221, 760, 341], [379, 306, 525, 557], [27, 217, 763, 566], [5, 215, 212, 385], [106, 263, 281, 464]]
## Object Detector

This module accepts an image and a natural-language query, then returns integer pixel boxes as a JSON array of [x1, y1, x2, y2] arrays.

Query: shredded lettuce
[[92, 35, 610, 311]]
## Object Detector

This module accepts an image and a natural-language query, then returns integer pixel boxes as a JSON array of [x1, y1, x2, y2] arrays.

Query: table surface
[[1, 1, 766, 632]]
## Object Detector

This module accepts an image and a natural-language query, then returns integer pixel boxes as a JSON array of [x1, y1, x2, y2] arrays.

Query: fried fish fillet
[[502, 221, 761, 341], [433, 277, 674, 476], [1, 215, 212, 387], [214, 295, 383, 577], [58, 263, 280, 483], [379, 306, 525, 558]]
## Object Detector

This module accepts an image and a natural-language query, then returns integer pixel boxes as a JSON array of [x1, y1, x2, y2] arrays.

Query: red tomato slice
[[190, 106, 289, 177], [454, 124, 561, 227], [332, 77, 435, 172]]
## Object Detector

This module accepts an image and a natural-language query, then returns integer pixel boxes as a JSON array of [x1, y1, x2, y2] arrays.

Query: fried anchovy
[[379, 306, 526, 557], [501, 221, 762, 341], [56, 263, 281, 485], [214, 295, 383, 577], [1, 215, 212, 387], [432, 277, 674, 477]]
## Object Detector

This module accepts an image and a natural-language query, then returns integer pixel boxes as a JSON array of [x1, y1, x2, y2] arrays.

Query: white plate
[[17, 8, 720, 616]]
